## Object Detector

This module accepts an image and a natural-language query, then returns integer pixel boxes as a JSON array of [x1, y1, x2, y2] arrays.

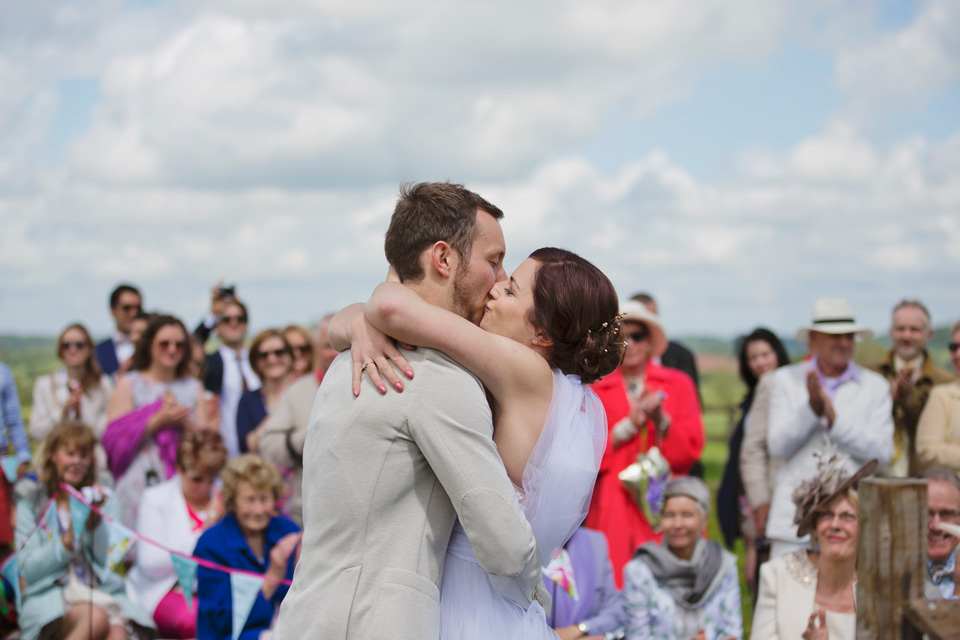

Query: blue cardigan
[[194, 512, 299, 640]]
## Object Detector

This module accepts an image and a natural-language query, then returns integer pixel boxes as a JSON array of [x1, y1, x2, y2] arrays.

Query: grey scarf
[[634, 538, 724, 608]]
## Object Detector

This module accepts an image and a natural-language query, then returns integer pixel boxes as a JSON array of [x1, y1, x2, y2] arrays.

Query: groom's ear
[[426, 241, 458, 279]]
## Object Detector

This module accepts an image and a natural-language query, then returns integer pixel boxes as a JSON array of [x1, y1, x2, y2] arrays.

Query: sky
[[1, 0, 959, 340]]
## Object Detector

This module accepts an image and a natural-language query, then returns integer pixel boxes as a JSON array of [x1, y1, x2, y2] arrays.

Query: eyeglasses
[[60, 341, 89, 351], [220, 315, 247, 326], [257, 348, 291, 360], [949, 342, 960, 353], [289, 344, 311, 356], [627, 329, 649, 343], [816, 510, 858, 524], [929, 509, 960, 522], [157, 340, 186, 352]]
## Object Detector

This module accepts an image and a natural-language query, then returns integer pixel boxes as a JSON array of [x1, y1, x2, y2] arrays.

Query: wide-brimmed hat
[[793, 455, 877, 537], [795, 297, 874, 344], [619, 300, 668, 358]]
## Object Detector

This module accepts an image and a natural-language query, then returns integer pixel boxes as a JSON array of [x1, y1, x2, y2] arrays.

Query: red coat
[[585, 363, 704, 587]]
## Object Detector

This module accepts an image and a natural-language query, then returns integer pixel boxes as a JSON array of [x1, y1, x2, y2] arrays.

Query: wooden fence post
[[856, 477, 927, 640]]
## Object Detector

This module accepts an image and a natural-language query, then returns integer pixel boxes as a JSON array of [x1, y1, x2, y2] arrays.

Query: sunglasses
[[627, 329, 649, 343], [949, 342, 960, 353], [157, 340, 186, 352], [220, 315, 247, 325], [289, 344, 311, 356], [60, 341, 89, 351], [257, 348, 291, 360]]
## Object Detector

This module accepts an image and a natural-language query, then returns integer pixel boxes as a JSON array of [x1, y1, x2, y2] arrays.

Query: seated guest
[[128, 430, 228, 638], [96, 284, 143, 377], [623, 477, 742, 640], [105, 314, 209, 526], [586, 301, 705, 586], [916, 319, 960, 474], [752, 455, 877, 640], [14, 421, 154, 640], [237, 330, 294, 454], [0, 362, 32, 555], [30, 323, 114, 442], [194, 454, 300, 640], [282, 325, 314, 381], [919, 467, 960, 599], [547, 527, 627, 639]]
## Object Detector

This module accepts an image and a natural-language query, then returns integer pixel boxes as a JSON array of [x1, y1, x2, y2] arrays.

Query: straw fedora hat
[[619, 300, 668, 358], [795, 297, 873, 344]]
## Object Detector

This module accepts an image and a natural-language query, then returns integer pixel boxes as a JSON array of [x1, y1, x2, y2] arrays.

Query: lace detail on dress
[[783, 549, 817, 587]]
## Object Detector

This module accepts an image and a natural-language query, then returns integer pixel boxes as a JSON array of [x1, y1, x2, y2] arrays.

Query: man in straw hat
[[764, 297, 893, 558]]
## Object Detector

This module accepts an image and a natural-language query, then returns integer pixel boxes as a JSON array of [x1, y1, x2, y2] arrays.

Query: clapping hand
[[806, 370, 836, 427], [147, 391, 190, 433], [802, 608, 829, 640]]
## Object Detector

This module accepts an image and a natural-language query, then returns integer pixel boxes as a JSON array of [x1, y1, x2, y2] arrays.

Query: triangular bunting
[[45, 502, 62, 561], [0, 456, 19, 484], [170, 553, 198, 609], [0, 556, 20, 612], [68, 494, 90, 540], [229, 572, 264, 640], [104, 520, 136, 575]]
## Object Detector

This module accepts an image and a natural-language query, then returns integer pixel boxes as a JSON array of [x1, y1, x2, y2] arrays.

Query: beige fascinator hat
[[792, 449, 877, 537], [795, 297, 874, 344], [619, 300, 668, 358]]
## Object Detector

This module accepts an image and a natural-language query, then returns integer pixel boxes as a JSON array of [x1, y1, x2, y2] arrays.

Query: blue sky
[[1, 0, 958, 341]]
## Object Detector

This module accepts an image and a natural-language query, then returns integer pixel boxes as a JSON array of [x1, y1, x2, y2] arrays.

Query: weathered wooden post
[[856, 477, 927, 640]]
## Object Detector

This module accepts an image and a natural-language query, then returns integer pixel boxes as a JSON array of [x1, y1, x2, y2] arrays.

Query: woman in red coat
[[586, 300, 704, 587]]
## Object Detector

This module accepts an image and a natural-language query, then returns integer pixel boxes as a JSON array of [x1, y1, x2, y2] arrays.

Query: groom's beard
[[452, 266, 485, 326]]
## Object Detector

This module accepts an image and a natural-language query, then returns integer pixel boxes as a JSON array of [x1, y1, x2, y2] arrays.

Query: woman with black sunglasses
[[105, 314, 210, 526], [916, 319, 960, 475], [30, 323, 113, 444], [237, 329, 294, 454]]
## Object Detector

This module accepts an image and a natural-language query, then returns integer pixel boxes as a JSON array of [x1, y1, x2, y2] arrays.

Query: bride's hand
[[350, 314, 414, 397]]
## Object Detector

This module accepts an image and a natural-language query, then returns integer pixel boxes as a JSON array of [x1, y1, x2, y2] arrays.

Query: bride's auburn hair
[[528, 247, 626, 384]]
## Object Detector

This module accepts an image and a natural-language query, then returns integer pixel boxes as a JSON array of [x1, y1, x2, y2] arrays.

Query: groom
[[273, 183, 544, 640]]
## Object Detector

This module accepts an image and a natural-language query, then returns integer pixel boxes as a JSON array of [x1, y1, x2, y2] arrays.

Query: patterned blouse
[[623, 554, 742, 640]]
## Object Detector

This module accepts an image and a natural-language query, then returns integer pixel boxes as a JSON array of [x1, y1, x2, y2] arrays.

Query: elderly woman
[[586, 300, 705, 586], [30, 324, 114, 443], [105, 314, 209, 527], [128, 430, 228, 639], [916, 319, 960, 474], [193, 455, 300, 640], [14, 421, 154, 640], [623, 477, 741, 640], [237, 329, 293, 454], [752, 456, 877, 640]]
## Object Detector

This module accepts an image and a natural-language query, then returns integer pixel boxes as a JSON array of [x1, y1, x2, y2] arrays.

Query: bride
[[333, 246, 626, 640]]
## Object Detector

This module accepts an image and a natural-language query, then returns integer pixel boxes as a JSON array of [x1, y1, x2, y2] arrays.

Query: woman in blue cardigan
[[193, 454, 300, 640]]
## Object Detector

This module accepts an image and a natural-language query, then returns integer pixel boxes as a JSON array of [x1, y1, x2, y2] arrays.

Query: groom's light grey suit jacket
[[272, 348, 543, 640]]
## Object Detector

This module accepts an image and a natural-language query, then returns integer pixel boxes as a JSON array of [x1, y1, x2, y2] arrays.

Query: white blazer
[[126, 476, 206, 615]]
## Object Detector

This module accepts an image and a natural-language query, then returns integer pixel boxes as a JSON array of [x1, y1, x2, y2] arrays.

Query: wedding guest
[[194, 454, 300, 640], [916, 319, 960, 474], [547, 527, 627, 640], [0, 362, 30, 554], [752, 457, 877, 640], [30, 323, 113, 442], [919, 467, 960, 599], [237, 330, 293, 454], [718, 328, 789, 593], [14, 421, 154, 640], [105, 314, 208, 526], [314, 312, 338, 383], [586, 300, 704, 586], [128, 430, 228, 638], [623, 477, 742, 640], [95, 284, 143, 377], [282, 325, 314, 381]]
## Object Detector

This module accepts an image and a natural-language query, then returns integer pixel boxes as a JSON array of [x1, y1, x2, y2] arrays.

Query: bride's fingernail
[[378, 385, 387, 394], [395, 382, 404, 392], [353, 388, 359, 397], [406, 370, 414, 379]]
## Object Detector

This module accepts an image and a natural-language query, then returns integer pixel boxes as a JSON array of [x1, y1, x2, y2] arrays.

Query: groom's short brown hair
[[385, 182, 504, 282]]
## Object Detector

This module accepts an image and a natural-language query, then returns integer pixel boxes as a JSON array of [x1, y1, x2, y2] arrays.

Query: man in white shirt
[[921, 467, 960, 600], [766, 297, 893, 557], [95, 284, 142, 376]]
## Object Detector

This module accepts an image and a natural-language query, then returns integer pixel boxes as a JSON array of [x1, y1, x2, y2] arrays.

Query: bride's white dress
[[439, 370, 607, 640]]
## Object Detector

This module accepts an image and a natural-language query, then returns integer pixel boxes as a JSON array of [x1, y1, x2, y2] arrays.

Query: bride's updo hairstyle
[[528, 247, 626, 384]]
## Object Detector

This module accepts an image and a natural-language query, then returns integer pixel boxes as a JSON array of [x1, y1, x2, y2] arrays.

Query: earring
[[532, 336, 539, 342]]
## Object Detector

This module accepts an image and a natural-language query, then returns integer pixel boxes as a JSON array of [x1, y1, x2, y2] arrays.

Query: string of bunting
[[0, 482, 293, 640]]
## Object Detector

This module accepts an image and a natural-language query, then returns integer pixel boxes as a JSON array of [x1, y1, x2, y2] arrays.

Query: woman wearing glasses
[[916, 319, 960, 476], [585, 300, 705, 587], [237, 329, 294, 454], [282, 325, 314, 381], [30, 323, 114, 443], [105, 314, 209, 526]]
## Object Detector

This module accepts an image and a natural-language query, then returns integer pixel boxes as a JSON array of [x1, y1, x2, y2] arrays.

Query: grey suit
[[273, 348, 543, 640]]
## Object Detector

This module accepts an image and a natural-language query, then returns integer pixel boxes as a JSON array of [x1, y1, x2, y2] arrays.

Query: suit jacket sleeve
[[581, 533, 627, 634], [915, 385, 960, 470], [740, 374, 774, 507], [829, 373, 893, 464], [767, 370, 823, 460], [406, 376, 543, 608], [259, 383, 309, 469]]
